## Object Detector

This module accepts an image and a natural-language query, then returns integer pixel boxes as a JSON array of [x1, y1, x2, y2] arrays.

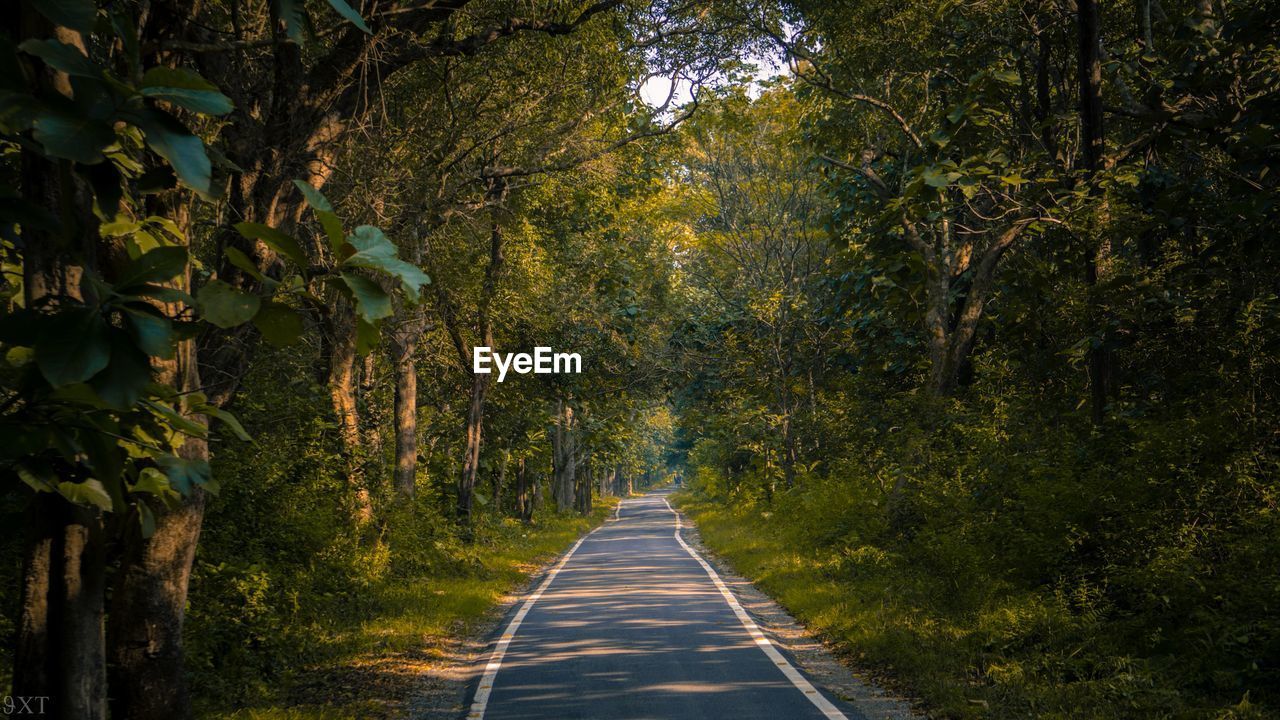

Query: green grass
[[674, 493, 1270, 720], [196, 500, 617, 720]]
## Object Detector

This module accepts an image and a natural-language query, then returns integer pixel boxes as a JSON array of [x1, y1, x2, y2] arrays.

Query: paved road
[[467, 490, 860, 720]]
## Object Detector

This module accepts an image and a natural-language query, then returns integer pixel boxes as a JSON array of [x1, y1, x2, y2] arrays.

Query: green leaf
[[233, 222, 308, 267], [18, 39, 100, 78], [342, 225, 430, 300], [90, 329, 154, 410], [126, 107, 214, 196], [157, 454, 212, 495], [17, 464, 56, 493], [32, 0, 97, 34], [205, 406, 251, 442], [253, 301, 304, 348], [325, 0, 371, 33], [79, 427, 124, 492], [292, 179, 333, 212], [922, 165, 961, 188], [127, 283, 196, 305], [137, 502, 157, 537], [317, 210, 345, 253], [35, 308, 110, 387], [340, 272, 392, 322], [273, 0, 313, 44], [141, 67, 234, 116], [57, 479, 113, 511], [143, 399, 207, 438], [355, 317, 380, 356], [123, 306, 174, 358], [224, 246, 269, 285], [116, 245, 188, 289], [197, 279, 261, 328], [32, 111, 114, 164], [0, 91, 46, 131], [992, 69, 1020, 85], [131, 467, 173, 496]]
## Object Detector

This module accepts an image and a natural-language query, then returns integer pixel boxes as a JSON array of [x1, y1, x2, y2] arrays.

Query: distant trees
[[678, 85, 837, 491]]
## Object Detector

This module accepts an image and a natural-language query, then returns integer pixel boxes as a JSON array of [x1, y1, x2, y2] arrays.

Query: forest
[[0, 0, 1276, 718]]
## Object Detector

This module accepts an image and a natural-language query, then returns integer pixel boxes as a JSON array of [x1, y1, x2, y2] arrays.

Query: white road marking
[[663, 497, 850, 720], [467, 524, 602, 720]]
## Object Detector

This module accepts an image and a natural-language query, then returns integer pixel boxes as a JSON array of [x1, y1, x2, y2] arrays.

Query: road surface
[[467, 489, 862, 720]]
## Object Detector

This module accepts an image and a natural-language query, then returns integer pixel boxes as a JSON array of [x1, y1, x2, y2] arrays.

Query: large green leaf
[[126, 107, 214, 196], [273, 0, 313, 44], [31, 1, 97, 35], [224, 246, 271, 285], [35, 308, 110, 387], [57, 479, 113, 511], [340, 273, 392, 322], [921, 165, 961, 188], [355, 317, 380, 356], [126, 283, 196, 306], [205, 407, 250, 443], [157, 455, 212, 495], [123, 306, 174, 358], [131, 467, 174, 497], [292, 179, 334, 212], [115, 245, 188, 290], [253, 302, 304, 348], [77, 423, 124, 489], [234, 222, 308, 267], [342, 225, 430, 300], [197, 279, 261, 328], [18, 39, 100, 78], [325, 0, 371, 33], [32, 111, 114, 164], [141, 67, 234, 116], [317, 210, 345, 253], [90, 329, 153, 410]]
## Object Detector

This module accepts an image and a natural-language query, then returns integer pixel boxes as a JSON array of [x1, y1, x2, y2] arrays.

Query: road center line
[[663, 497, 850, 720], [466, 517, 607, 720]]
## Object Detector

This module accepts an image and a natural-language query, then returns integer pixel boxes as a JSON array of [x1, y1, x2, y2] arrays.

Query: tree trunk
[[1078, 0, 1110, 426], [391, 332, 418, 500], [552, 401, 576, 512], [602, 467, 615, 498], [16, 497, 107, 720], [13, 16, 107, 717], [576, 458, 593, 515], [108, 224, 207, 720], [494, 446, 508, 515], [107, 489, 205, 720], [444, 197, 505, 523], [516, 457, 532, 523], [328, 303, 372, 524], [532, 465, 543, 515], [457, 372, 489, 521]]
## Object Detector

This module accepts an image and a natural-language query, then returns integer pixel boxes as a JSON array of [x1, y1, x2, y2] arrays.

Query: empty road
[[467, 490, 860, 720]]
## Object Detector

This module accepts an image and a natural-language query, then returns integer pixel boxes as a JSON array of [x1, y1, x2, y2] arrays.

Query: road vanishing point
[[466, 489, 863, 720]]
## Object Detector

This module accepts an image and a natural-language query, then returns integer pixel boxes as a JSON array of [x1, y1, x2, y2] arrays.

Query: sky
[[638, 49, 789, 109]]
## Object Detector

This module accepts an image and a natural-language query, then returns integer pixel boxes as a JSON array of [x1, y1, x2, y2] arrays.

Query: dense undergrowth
[[677, 392, 1278, 720], [184, 346, 616, 719]]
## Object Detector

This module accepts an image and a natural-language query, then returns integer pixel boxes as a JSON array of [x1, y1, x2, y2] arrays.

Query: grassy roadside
[[196, 499, 617, 720], [673, 492, 1272, 720]]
